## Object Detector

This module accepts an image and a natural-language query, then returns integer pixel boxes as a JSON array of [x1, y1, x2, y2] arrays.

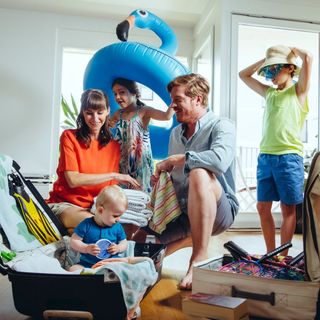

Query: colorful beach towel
[[148, 171, 181, 234]]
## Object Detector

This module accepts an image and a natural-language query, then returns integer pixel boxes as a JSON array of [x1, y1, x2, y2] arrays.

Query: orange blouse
[[47, 129, 120, 208]]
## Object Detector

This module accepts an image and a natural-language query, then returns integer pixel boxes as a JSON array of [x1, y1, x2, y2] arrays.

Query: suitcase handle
[[232, 285, 275, 306], [43, 310, 93, 320]]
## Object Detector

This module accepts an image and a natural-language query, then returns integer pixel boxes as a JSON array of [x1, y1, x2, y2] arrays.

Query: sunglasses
[[260, 64, 287, 80]]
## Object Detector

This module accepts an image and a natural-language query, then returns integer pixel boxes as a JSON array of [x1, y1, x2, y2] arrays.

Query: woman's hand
[[114, 173, 141, 189]]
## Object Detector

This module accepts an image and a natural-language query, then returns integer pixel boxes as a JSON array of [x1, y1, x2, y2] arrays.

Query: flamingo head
[[116, 9, 157, 42]]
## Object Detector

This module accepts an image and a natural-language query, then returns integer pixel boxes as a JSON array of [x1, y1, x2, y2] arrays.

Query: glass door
[[230, 14, 320, 227]]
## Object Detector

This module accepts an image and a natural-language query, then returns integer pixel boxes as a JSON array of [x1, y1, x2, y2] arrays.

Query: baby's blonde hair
[[96, 185, 128, 211]]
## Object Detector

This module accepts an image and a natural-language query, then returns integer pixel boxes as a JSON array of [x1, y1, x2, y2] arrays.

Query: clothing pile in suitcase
[[192, 152, 320, 320], [0, 154, 166, 320]]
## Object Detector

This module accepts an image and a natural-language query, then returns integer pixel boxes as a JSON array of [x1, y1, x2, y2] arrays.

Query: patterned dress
[[114, 108, 154, 193]]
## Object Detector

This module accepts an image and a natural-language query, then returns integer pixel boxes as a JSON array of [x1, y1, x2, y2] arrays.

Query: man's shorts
[[143, 190, 236, 244], [48, 202, 85, 217], [257, 153, 304, 205]]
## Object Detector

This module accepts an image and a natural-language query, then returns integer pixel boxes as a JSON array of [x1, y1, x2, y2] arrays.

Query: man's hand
[[151, 154, 185, 186]]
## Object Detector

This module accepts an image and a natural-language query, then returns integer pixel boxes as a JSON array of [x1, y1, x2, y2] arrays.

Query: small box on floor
[[182, 292, 248, 320]]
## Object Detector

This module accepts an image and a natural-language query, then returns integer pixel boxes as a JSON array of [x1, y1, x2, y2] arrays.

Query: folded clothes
[[119, 218, 143, 227], [127, 200, 147, 211], [123, 189, 151, 203]]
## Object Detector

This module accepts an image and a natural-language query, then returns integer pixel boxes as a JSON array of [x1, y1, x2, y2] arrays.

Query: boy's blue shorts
[[257, 153, 304, 205]]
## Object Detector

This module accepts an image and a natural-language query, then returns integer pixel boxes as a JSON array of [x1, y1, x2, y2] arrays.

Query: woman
[[47, 89, 139, 231]]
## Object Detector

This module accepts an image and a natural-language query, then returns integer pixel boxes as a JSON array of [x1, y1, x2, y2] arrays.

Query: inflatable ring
[[83, 9, 190, 159]]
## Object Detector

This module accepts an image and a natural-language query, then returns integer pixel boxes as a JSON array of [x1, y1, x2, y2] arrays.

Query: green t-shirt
[[260, 84, 309, 157]]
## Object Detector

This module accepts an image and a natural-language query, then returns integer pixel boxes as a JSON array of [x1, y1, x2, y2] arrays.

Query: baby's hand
[[108, 243, 120, 255], [86, 244, 100, 256]]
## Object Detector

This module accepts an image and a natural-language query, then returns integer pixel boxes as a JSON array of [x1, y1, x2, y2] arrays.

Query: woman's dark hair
[[112, 78, 145, 107], [76, 89, 112, 148]]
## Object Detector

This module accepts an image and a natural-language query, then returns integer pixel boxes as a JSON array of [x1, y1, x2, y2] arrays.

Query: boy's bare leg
[[257, 201, 275, 253]]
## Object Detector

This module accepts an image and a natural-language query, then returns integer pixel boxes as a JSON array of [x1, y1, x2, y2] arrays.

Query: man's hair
[[96, 185, 128, 211], [76, 89, 112, 148], [167, 73, 210, 107]]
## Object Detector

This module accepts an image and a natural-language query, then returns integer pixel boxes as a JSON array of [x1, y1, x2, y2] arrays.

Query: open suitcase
[[192, 152, 320, 320], [0, 156, 166, 320]]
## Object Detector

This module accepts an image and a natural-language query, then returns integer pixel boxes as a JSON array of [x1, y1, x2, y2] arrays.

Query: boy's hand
[[85, 244, 100, 256]]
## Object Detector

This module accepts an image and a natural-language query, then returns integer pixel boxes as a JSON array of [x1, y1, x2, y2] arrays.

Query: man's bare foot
[[178, 268, 193, 290]]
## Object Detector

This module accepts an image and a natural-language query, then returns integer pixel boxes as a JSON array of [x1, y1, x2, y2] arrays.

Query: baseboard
[[230, 211, 282, 229]]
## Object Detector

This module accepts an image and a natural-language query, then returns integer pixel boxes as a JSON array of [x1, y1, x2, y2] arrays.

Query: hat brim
[[257, 59, 300, 76]]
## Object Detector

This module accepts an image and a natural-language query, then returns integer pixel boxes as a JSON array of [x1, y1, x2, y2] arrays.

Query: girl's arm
[[109, 110, 120, 128], [142, 103, 175, 121], [64, 171, 140, 189], [292, 47, 313, 105], [239, 58, 270, 97]]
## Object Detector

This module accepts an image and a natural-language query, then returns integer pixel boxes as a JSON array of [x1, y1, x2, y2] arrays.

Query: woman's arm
[[239, 58, 269, 97], [64, 171, 140, 189], [292, 47, 313, 105]]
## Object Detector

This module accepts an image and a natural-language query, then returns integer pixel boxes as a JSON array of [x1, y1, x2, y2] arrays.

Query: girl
[[111, 78, 174, 193]]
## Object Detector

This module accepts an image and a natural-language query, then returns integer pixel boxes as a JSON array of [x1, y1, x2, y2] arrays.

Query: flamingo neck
[[150, 19, 178, 55]]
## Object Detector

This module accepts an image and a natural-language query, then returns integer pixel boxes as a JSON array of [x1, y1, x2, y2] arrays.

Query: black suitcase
[[0, 157, 166, 320], [1, 242, 165, 320]]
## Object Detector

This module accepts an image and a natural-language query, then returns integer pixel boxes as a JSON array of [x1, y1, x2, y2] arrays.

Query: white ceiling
[[0, 0, 215, 27]]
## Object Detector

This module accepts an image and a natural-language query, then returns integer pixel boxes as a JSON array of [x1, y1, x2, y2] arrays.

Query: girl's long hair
[[76, 89, 112, 148], [112, 78, 145, 107]]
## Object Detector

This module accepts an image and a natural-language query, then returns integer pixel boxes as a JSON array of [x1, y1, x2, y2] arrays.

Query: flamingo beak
[[116, 15, 135, 42]]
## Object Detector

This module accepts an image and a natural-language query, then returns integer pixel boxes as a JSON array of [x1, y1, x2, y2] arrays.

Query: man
[[136, 73, 239, 289]]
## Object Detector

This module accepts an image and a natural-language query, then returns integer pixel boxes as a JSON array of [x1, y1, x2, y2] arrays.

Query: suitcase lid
[[303, 151, 320, 282], [0, 155, 67, 255]]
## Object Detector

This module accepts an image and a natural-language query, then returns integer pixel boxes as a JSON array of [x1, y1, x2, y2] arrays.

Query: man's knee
[[189, 168, 221, 199], [189, 168, 214, 184]]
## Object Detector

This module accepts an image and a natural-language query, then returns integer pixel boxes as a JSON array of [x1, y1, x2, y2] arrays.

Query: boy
[[239, 45, 313, 255], [69, 185, 128, 270]]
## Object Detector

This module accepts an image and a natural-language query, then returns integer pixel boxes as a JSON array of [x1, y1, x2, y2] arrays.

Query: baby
[[69, 185, 128, 271]]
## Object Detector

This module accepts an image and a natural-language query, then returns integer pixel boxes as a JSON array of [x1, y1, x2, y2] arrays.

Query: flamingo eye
[[137, 10, 148, 17]]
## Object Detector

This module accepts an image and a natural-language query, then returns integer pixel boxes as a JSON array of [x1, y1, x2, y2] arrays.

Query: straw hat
[[257, 45, 300, 76]]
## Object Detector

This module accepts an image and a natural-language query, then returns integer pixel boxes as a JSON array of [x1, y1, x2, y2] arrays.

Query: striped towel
[[148, 171, 181, 234]]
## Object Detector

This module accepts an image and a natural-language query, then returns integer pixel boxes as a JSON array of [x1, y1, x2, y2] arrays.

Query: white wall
[[0, 7, 194, 176]]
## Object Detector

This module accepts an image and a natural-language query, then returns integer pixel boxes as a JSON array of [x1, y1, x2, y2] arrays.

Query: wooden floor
[[0, 230, 303, 320]]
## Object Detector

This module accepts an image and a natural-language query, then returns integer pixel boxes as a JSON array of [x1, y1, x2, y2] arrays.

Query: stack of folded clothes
[[120, 190, 153, 227]]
